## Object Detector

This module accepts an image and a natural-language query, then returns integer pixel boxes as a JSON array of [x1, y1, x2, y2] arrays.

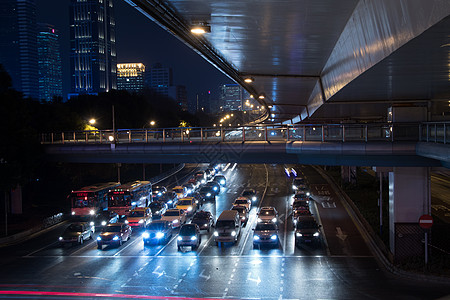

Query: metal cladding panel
[[320, 0, 450, 101], [416, 142, 450, 162]]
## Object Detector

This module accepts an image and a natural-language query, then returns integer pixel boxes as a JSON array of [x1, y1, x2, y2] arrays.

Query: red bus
[[108, 181, 152, 216], [69, 182, 120, 218]]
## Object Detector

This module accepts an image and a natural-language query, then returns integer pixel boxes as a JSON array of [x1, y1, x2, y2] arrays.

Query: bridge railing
[[40, 122, 449, 144]]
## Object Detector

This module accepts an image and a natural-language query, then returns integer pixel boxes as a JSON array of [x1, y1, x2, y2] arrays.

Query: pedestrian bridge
[[42, 122, 450, 167]]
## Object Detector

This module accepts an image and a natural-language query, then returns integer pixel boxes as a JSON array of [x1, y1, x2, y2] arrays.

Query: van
[[214, 210, 241, 245]]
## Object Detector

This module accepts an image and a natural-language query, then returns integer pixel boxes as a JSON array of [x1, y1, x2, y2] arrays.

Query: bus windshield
[[109, 193, 131, 207], [70, 195, 95, 208]]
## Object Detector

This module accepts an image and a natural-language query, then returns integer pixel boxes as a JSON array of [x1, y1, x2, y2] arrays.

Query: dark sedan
[[96, 223, 132, 249], [59, 222, 95, 246], [149, 201, 168, 219], [142, 220, 173, 245], [158, 191, 178, 208], [90, 210, 119, 228], [191, 210, 214, 232], [198, 186, 216, 201]]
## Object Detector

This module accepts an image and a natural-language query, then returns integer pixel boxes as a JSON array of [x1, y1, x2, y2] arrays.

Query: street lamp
[[150, 120, 156, 126], [89, 118, 96, 125]]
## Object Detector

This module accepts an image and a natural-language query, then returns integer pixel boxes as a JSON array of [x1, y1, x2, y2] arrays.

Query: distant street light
[[150, 120, 156, 126], [89, 118, 96, 125]]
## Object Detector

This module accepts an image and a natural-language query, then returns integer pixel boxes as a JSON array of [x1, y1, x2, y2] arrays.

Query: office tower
[[149, 63, 173, 97], [117, 63, 145, 92], [0, 0, 38, 99], [69, 0, 116, 98], [169, 85, 188, 111], [37, 23, 62, 102], [220, 84, 249, 111], [194, 91, 211, 113]]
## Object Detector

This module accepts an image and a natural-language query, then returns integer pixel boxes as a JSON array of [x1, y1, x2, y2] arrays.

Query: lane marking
[[113, 236, 141, 256], [312, 200, 330, 256], [24, 241, 59, 257]]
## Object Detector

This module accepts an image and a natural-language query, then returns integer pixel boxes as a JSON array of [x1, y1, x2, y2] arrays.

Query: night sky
[[36, 0, 233, 103]]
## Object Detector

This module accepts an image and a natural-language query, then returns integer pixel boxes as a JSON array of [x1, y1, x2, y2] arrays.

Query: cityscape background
[[0, 0, 262, 115]]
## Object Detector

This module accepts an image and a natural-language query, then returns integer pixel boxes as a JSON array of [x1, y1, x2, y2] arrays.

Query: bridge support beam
[[389, 167, 430, 262]]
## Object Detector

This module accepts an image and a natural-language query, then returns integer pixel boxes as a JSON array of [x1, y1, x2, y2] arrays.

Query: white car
[[161, 209, 187, 228], [257, 206, 278, 223], [233, 197, 251, 211]]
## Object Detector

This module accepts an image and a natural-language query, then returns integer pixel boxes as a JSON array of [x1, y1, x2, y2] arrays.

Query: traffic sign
[[419, 214, 433, 229]]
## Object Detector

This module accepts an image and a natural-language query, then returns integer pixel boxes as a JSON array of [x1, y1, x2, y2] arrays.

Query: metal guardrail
[[41, 122, 450, 145]]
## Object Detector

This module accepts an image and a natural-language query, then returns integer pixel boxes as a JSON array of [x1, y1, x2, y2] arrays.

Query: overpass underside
[[45, 141, 440, 167]]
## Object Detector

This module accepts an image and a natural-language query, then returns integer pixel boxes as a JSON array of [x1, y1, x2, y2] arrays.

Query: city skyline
[[36, 0, 233, 104]]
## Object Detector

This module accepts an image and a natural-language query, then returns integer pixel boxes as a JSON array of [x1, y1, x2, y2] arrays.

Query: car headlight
[[191, 236, 197, 241], [253, 235, 260, 241], [293, 185, 297, 190], [173, 219, 179, 224], [131, 202, 136, 206], [270, 235, 277, 240], [89, 210, 95, 215], [272, 218, 277, 223], [142, 232, 150, 239], [293, 219, 298, 225], [168, 200, 173, 204], [158, 192, 162, 196], [124, 220, 129, 224], [96, 236, 102, 241], [187, 206, 193, 212], [313, 232, 320, 237], [59, 237, 63, 241], [101, 221, 107, 226], [241, 216, 246, 220], [156, 232, 164, 239], [201, 180, 205, 184], [306, 192, 310, 196], [71, 211, 75, 215], [252, 196, 257, 201], [138, 219, 144, 224], [90, 221, 94, 226], [214, 231, 218, 236], [296, 232, 302, 237], [220, 180, 225, 185], [213, 187, 218, 191], [231, 231, 236, 237], [113, 236, 119, 241], [177, 236, 182, 241], [206, 193, 211, 197], [257, 218, 262, 222]]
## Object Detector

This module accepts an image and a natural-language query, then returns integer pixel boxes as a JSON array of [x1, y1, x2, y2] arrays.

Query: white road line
[[113, 236, 141, 256], [70, 239, 96, 256], [313, 200, 331, 256], [197, 233, 213, 256], [24, 241, 59, 257]]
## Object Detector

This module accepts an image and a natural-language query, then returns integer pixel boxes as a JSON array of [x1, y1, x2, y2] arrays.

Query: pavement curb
[[313, 165, 450, 284]]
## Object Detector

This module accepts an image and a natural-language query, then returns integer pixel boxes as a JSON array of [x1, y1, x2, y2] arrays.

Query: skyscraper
[[149, 63, 173, 97], [37, 23, 62, 102], [69, 0, 116, 98], [117, 63, 145, 93], [220, 84, 248, 111], [0, 0, 38, 99]]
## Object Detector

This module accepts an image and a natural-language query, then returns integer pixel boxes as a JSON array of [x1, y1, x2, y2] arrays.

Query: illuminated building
[[148, 63, 173, 97], [220, 84, 249, 111], [117, 63, 145, 92], [37, 23, 62, 101], [69, 0, 116, 98]]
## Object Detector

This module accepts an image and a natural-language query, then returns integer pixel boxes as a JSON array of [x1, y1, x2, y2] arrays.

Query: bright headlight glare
[[89, 210, 95, 215], [71, 211, 75, 215], [138, 219, 144, 224], [191, 236, 197, 241], [272, 218, 277, 223], [59, 237, 63, 241], [306, 192, 310, 196], [257, 218, 262, 222], [220, 180, 225, 185], [124, 220, 129, 224], [96, 236, 101, 241], [313, 232, 320, 237], [213, 187, 218, 191], [90, 221, 94, 226], [214, 231, 218, 236], [206, 193, 211, 197], [113, 236, 119, 241], [270, 235, 277, 240], [231, 231, 236, 236], [296, 232, 302, 237], [142, 232, 150, 239], [173, 219, 179, 224], [253, 235, 260, 241], [252, 196, 257, 201], [156, 232, 164, 239], [177, 236, 182, 241], [293, 185, 297, 190], [101, 221, 106, 226], [187, 206, 192, 212]]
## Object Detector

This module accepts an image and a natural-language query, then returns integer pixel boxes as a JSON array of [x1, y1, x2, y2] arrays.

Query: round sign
[[419, 214, 433, 229]]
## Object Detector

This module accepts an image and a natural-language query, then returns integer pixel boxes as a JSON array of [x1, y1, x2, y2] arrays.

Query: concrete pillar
[[389, 167, 430, 262]]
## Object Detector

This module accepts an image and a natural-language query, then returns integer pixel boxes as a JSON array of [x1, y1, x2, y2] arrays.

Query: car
[[295, 215, 321, 246], [204, 181, 220, 195], [126, 207, 152, 228], [214, 210, 241, 245], [292, 207, 312, 222], [253, 221, 279, 248], [284, 167, 297, 177], [205, 168, 215, 179], [241, 189, 258, 202], [293, 192, 310, 202], [90, 210, 119, 228], [177, 224, 202, 250], [231, 205, 249, 226], [173, 186, 187, 199], [212, 175, 226, 186], [296, 185, 311, 198], [142, 220, 173, 245], [182, 183, 195, 195], [149, 201, 168, 219], [59, 222, 95, 246], [233, 197, 251, 211], [292, 178, 306, 191], [194, 171, 207, 184], [161, 209, 187, 228], [159, 191, 178, 208], [257, 206, 278, 223], [191, 210, 214, 232], [152, 186, 167, 201], [176, 197, 198, 216], [96, 223, 132, 249], [292, 199, 309, 211], [187, 177, 200, 189], [198, 186, 216, 201]]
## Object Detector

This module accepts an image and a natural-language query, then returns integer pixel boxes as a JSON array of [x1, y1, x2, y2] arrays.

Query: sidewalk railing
[[41, 122, 450, 145]]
